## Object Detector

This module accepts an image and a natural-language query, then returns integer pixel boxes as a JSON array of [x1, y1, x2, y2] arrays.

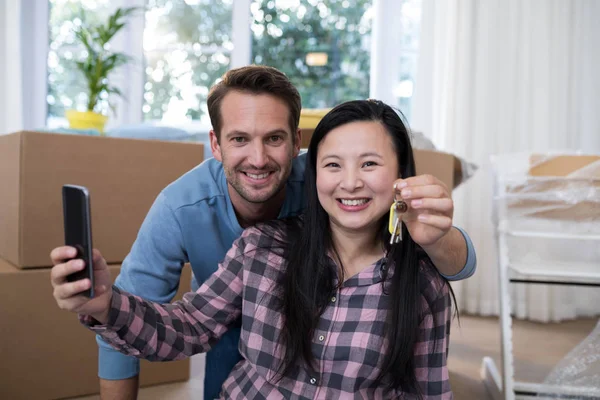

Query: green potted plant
[[65, 7, 138, 135]]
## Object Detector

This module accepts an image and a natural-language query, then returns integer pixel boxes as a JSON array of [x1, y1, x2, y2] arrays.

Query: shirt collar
[[329, 257, 391, 288]]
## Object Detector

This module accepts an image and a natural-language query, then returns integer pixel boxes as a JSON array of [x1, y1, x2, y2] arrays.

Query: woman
[[51, 100, 455, 399]]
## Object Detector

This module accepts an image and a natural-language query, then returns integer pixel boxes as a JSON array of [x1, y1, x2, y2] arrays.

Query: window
[[250, 0, 372, 109], [143, 0, 233, 125], [395, 0, 421, 121], [47, 0, 112, 127], [46, 0, 421, 129]]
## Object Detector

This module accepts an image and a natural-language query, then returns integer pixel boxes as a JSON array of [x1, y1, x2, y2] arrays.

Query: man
[[51, 65, 476, 399]]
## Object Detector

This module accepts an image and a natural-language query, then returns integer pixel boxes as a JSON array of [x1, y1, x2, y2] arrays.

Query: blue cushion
[[107, 125, 190, 140], [42, 128, 101, 136], [106, 125, 212, 160]]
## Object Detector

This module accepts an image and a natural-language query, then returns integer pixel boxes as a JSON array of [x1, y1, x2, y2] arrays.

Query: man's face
[[210, 90, 301, 204]]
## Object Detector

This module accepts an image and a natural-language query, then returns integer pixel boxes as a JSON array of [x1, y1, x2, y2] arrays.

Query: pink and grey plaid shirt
[[83, 225, 452, 399]]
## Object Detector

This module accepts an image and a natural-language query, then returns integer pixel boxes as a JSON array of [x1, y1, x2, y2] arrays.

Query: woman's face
[[316, 120, 400, 236]]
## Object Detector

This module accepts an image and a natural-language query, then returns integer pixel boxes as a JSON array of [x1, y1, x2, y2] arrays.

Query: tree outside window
[[47, 1, 422, 127], [251, 0, 373, 109], [143, 0, 233, 124]]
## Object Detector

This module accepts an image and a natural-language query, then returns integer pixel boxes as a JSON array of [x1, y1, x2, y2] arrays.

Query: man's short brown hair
[[207, 65, 301, 142]]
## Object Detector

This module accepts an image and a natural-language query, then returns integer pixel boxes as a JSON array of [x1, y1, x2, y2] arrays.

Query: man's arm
[[395, 175, 477, 281], [421, 226, 476, 280], [97, 337, 141, 399], [99, 192, 188, 399]]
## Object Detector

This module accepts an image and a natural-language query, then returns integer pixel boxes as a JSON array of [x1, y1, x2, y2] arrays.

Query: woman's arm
[[413, 281, 453, 399], [81, 235, 248, 362]]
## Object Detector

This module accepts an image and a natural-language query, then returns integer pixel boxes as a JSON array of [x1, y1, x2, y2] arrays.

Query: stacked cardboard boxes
[[0, 261, 193, 400], [0, 131, 204, 399]]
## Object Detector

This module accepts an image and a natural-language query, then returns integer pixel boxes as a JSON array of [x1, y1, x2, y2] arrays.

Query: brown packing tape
[[529, 154, 600, 177], [505, 197, 600, 220], [0, 259, 192, 399]]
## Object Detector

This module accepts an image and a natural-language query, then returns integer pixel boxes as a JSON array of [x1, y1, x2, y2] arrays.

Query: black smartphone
[[62, 184, 94, 298]]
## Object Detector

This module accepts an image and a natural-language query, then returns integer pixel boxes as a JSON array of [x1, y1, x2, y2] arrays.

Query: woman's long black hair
[[265, 99, 454, 395]]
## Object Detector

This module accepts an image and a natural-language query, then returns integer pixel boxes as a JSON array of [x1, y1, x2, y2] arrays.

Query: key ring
[[392, 182, 408, 212], [394, 196, 408, 213]]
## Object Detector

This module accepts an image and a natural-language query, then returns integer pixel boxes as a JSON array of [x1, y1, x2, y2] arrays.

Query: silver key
[[389, 200, 407, 244], [390, 213, 401, 244]]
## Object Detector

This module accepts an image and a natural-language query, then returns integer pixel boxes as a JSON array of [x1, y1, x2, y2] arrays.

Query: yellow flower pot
[[65, 110, 108, 134], [299, 108, 332, 129]]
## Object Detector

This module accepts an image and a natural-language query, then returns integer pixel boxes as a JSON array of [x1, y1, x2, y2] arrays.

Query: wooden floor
[[73, 315, 599, 399], [449, 315, 597, 399]]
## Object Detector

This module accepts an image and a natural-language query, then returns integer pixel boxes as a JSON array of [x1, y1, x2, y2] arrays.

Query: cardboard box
[[413, 149, 462, 190], [504, 154, 600, 221], [0, 131, 204, 268], [299, 109, 331, 131], [300, 128, 315, 148], [0, 259, 193, 400]]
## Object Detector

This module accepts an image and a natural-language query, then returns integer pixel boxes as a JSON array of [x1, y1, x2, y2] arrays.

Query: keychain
[[388, 199, 408, 244]]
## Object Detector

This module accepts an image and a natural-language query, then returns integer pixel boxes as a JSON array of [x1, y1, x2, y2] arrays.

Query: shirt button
[[331, 296, 336, 303], [310, 377, 317, 385], [318, 335, 325, 341]]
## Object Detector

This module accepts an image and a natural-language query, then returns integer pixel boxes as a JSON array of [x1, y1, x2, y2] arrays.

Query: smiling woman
[[317, 120, 398, 237]]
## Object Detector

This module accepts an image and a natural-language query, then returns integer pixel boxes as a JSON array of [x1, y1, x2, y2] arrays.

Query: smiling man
[[57, 65, 476, 400], [210, 89, 297, 227]]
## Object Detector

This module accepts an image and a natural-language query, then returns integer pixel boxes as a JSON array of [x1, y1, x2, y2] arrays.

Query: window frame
[[43, 0, 412, 133], [20, 0, 49, 131]]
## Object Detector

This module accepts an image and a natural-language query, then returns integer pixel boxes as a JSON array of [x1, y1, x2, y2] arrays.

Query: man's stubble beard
[[223, 157, 292, 205]]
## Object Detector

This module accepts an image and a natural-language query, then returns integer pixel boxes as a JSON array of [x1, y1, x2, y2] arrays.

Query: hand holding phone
[[62, 185, 95, 298]]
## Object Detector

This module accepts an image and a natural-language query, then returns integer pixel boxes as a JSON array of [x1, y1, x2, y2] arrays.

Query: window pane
[[395, 0, 422, 121], [143, 0, 233, 124], [143, 51, 230, 122], [47, 0, 112, 124], [250, 0, 373, 109]]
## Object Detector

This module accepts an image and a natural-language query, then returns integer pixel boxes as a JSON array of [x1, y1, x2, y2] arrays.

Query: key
[[388, 200, 408, 244], [390, 212, 401, 244]]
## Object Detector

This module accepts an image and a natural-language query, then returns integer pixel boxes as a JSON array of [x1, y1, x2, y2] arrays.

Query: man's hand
[[395, 174, 453, 247], [50, 247, 113, 323], [394, 175, 467, 276]]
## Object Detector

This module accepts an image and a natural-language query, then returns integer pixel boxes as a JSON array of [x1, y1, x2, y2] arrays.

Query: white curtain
[[0, 0, 24, 134], [413, 0, 600, 322], [0, 0, 47, 135]]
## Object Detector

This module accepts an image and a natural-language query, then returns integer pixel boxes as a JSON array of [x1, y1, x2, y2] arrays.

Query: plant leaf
[[70, 6, 140, 112]]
